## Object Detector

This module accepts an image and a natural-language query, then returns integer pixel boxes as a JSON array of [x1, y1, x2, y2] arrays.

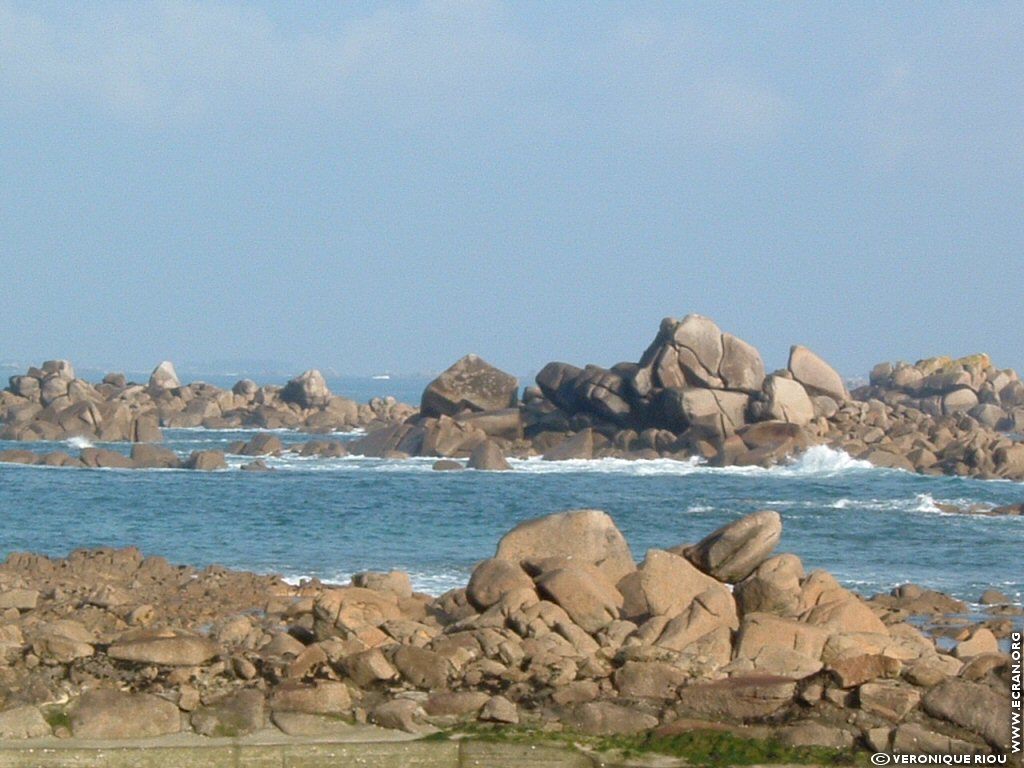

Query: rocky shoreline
[[3, 314, 1023, 481], [0, 510, 1017, 756]]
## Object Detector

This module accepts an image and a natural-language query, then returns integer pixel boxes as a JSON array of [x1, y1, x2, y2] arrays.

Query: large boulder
[[733, 613, 829, 678], [734, 553, 805, 617], [466, 559, 534, 610], [638, 315, 765, 394], [672, 388, 749, 439], [685, 511, 782, 583], [281, 369, 331, 409], [675, 676, 797, 721], [764, 376, 815, 426], [618, 549, 725, 621], [421, 355, 518, 418], [535, 362, 584, 412], [536, 563, 624, 633], [148, 361, 181, 391], [567, 365, 635, 426], [107, 632, 222, 666], [922, 679, 1011, 749], [70, 689, 181, 738], [467, 440, 512, 471], [670, 314, 726, 388], [788, 345, 849, 401], [39, 359, 75, 379], [494, 509, 636, 584]]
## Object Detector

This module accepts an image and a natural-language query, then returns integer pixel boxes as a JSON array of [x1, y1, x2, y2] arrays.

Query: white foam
[[240, 445, 878, 478], [280, 568, 468, 596], [913, 493, 943, 514], [66, 435, 94, 450], [686, 503, 715, 513], [780, 445, 874, 475]]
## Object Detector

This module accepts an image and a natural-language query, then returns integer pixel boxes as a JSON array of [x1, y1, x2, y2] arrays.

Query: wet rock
[[432, 459, 465, 471], [130, 443, 182, 469], [542, 429, 594, 461], [467, 440, 512, 471], [240, 433, 285, 456], [186, 450, 227, 471]]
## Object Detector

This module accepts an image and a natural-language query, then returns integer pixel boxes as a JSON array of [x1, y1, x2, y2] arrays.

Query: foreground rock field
[[0, 509, 1017, 756]]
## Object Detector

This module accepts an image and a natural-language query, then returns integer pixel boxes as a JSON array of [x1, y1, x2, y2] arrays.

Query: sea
[[0, 374, 1021, 610]]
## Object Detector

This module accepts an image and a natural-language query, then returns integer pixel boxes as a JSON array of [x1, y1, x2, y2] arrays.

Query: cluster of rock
[[0, 510, 1015, 755], [0, 434, 352, 472], [861, 355, 1024, 433], [347, 315, 1024, 481], [0, 361, 412, 443], [3, 316, 1023, 481]]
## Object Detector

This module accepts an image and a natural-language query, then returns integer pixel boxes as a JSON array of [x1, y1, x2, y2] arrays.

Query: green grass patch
[[437, 724, 868, 767], [41, 705, 71, 732], [601, 729, 868, 766]]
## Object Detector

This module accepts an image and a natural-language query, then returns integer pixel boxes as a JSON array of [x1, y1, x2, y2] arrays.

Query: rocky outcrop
[[280, 369, 331, 409], [861, 354, 1023, 429], [0, 510, 1011, 753], [0, 361, 414, 444], [420, 355, 518, 419], [3, 315, 1022, 482]]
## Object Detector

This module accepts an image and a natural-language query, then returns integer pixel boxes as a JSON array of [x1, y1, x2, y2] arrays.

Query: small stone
[[479, 695, 519, 724]]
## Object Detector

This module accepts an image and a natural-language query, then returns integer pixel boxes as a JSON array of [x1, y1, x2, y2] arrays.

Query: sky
[[1, 1, 1022, 380]]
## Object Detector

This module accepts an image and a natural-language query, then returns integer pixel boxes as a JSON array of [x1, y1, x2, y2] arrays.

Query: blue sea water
[[1, 426, 1022, 607]]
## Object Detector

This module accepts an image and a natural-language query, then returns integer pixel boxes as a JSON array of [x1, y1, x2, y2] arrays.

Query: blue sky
[[1, 1, 1021, 378]]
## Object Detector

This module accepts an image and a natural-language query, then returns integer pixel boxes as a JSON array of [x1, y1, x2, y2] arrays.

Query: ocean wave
[[65, 435, 94, 450], [782, 445, 874, 474]]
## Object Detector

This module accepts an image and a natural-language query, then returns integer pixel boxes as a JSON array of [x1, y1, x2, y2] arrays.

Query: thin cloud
[[0, 0, 533, 126], [0, 1, 788, 151]]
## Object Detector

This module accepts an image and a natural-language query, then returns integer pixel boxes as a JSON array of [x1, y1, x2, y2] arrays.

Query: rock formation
[[3, 315, 1023, 481], [0, 362, 413, 443]]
